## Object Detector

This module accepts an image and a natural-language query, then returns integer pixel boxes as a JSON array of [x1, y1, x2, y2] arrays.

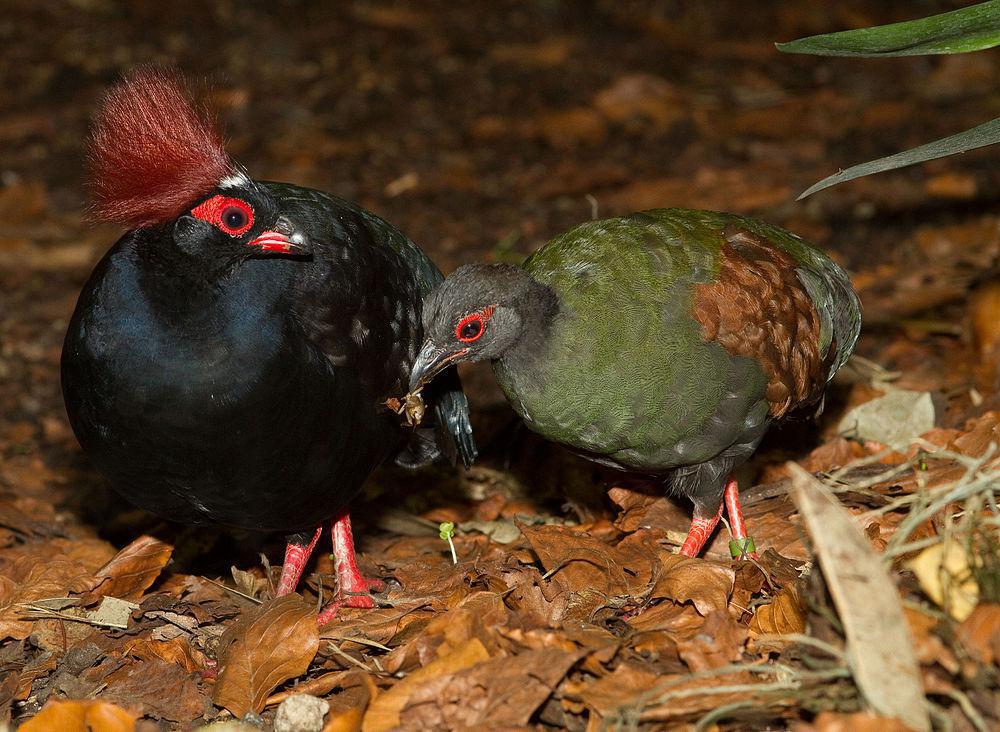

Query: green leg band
[[729, 536, 756, 559]]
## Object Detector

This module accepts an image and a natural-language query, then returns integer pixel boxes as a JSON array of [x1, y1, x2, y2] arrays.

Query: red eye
[[455, 306, 495, 343], [191, 195, 254, 236]]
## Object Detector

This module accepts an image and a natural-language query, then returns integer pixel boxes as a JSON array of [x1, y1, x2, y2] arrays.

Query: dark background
[[2, 0, 997, 543]]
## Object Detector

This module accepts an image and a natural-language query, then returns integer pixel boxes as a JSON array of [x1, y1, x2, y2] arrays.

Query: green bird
[[408, 209, 861, 558]]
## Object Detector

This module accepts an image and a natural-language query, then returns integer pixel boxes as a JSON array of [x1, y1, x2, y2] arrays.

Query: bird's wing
[[291, 189, 477, 468], [691, 224, 860, 418]]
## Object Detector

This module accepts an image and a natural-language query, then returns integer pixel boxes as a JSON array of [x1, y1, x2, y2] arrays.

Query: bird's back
[[266, 183, 476, 468], [502, 208, 859, 473]]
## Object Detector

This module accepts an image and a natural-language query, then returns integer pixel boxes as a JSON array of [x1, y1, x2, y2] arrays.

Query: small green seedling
[[439, 521, 457, 564]]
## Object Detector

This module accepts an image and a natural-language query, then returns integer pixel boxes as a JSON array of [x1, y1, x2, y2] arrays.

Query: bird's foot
[[678, 502, 724, 557], [316, 510, 384, 624], [316, 575, 384, 625], [339, 573, 385, 609], [274, 526, 323, 597], [723, 477, 758, 560]]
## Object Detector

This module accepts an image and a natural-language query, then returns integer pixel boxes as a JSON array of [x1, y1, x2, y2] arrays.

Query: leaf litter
[[2, 1, 1000, 730]]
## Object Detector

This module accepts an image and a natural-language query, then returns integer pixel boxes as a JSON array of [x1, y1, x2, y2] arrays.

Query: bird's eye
[[458, 318, 483, 341], [222, 206, 248, 231], [191, 195, 255, 237], [455, 306, 495, 343]]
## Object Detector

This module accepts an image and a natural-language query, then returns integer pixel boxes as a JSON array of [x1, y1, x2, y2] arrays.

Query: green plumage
[[493, 208, 859, 473]]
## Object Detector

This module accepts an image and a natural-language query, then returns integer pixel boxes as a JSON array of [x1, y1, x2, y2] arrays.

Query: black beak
[[408, 340, 470, 391]]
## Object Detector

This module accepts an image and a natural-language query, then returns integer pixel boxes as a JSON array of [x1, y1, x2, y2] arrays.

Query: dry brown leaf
[[749, 582, 807, 638], [951, 411, 1000, 458], [320, 673, 378, 732], [362, 638, 490, 732], [801, 710, 914, 731], [120, 636, 207, 674], [956, 603, 1000, 666], [523, 524, 632, 594], [593, 73, 684, 130], [0, 555, 96, 640], [14, 651, 57, 700], [489, 37, 575, 67], [523, 524, 658, 597], [213, 594, 320, 717], [627, 598, 704, 636], [649, 552, 735, 615], [392, 647, 581, 730], [562, 661, 661, 718], [77, 535, 173, 605], [100, 659, 209, 723], [903, 606, 959, 674], [20, 699, 137, 732], [675, 610, 748, 672]]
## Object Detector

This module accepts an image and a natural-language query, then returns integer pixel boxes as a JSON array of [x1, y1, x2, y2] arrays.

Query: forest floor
[[1, 1, 998, 730]]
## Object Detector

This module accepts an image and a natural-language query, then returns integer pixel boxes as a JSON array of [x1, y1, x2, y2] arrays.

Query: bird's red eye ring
[[455, 306, 495, 343], [191, 195, 255, 237]]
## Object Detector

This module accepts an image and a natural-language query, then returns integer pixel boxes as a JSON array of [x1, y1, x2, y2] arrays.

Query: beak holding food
[[408, 340, 470, 391]]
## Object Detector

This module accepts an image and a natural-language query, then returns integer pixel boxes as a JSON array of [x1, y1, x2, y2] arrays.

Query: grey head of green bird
[[409, 262, 558, 389], [409, 208, 861, 560]]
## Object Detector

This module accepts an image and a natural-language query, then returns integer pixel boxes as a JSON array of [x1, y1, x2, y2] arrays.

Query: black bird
[[61, 68, 475, 621]]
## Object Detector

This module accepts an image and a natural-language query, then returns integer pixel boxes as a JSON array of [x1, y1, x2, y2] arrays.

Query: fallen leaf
[[489, 37, 575, 67], [675, 610, 748, 671], [100, 659, 209, 723], [749, 582, 807, 638], [87, 596, 139, 629], [20, 699, 137, 732], [362, 638, 490, 732], [593, 73, 683, 130], [0, 555, 96, 640], [789, 464, 930, 732], [837, 389, 935, 451], [802, 710, 914, 731], [213, 594, 320, 717], [906, 540, 979, 622], [121, 636, 208, 674], [323, 674, 378, 732], [77, 535, 173, 605], [956, 602, 1000, 665], [392, 647, 581, 730], [649, 553, 735, 615]]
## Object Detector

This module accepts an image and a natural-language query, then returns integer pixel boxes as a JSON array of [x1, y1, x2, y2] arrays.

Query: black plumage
[[62, 69, 475, 619]]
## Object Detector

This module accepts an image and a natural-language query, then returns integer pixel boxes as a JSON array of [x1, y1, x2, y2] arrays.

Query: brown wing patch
[[692, 226, 824, 418]]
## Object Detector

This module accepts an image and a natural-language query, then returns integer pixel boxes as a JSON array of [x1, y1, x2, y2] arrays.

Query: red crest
[[88, 67, 234, 228]]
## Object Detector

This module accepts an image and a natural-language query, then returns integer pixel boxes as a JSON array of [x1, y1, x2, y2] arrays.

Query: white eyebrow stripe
[[219, 173, 250, 188]]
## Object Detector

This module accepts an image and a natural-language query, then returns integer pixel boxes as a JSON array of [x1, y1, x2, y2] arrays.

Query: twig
[[202, 576, 262, 604], [326, 641, 378, 674], [264, 670, 352, 707]]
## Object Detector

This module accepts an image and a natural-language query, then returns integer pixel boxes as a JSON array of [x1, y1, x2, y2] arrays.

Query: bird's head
[[409, 263, 556, 391], [88, 67, 310, 268]]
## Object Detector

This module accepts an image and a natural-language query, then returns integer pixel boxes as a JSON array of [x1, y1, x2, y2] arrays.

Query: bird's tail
[[393, 369, 477, 470], [796, 257, 862, 381], [433, 386, 478, 469]]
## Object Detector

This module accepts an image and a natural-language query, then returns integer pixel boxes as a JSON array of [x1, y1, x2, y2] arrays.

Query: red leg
[[723, 476, 758, 560], [679, 501, 723, 557], [275, 526, 322, 596], [316, 510, 384, 625]]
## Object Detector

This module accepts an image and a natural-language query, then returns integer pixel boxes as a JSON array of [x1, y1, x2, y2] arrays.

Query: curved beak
[[408, 340, 470, 391], [248, 216, 312, 255]]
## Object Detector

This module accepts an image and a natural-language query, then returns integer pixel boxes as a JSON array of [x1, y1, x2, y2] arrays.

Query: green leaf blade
[[798, 117, 1000, 199], [777, 0, 1000, 57]]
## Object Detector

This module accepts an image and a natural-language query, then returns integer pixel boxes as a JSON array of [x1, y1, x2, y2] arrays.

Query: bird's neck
[[497, 276, 559, 374], [133, 230, 290, 322]]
